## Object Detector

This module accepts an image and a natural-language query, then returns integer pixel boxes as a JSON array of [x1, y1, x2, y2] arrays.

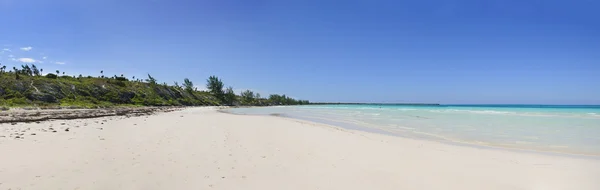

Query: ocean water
[[225, 105, 600, 156]]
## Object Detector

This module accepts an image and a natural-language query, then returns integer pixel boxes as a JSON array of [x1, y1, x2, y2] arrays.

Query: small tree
[[240, 90, 255, 105], [56, 70, 59, 75], [13, 67, 19, 79], [183, 78, 194, 92], [0, 63, 5, 74], [31, 64, 40, 76], [21, 65, 32, 76], [224, 86, 237, 105], [146, 74, 157, 85], [206, 75, 225, 102]]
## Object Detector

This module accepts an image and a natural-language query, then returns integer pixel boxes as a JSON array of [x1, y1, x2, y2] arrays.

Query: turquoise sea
[[225, 105, 600, 156]]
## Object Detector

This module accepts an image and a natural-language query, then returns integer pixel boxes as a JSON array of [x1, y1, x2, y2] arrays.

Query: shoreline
[[219, 108, 600, 159]]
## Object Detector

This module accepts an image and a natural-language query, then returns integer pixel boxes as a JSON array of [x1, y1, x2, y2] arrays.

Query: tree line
[[0, 62, 309, 106], [203, 76, 309, 106]]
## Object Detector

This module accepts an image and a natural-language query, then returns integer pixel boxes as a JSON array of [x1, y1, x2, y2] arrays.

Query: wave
[[423, 109, 600, 118]]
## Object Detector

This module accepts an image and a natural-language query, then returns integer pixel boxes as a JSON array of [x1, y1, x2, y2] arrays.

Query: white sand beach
[[1, 107, 599, 190]]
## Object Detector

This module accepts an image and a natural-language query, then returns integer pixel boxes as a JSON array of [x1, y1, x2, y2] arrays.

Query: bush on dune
[[0, 64, 309, 108]]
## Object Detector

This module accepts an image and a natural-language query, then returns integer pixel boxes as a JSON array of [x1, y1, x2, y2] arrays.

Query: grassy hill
[[0, 64, 308, 108]]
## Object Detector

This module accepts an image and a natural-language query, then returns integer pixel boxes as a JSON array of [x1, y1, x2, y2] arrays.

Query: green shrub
[[45, 73, 58, 79], [115, 76, 128, 81]]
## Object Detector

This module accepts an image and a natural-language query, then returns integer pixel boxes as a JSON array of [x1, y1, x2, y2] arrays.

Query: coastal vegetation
[[0, 63, 309, 108]]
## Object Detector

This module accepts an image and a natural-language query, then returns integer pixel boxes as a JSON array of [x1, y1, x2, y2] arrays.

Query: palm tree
[[56, 70, 59, 75]]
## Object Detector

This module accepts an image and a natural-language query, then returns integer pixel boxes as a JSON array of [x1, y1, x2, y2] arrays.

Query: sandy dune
[[1, 107, 599, 190]]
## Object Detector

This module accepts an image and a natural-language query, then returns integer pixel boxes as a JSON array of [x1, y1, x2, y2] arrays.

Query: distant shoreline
[[309, 103, 441, 106], [308, 103, 600, 108]]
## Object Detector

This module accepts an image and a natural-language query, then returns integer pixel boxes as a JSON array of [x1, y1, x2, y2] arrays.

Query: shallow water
[[225, 105, 600, 156]]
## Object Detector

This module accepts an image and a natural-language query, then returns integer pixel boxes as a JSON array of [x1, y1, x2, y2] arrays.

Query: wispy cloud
[[42, 56, 47, 59], [2, 48, 10, 52], [8, 54, 14, 58], [20, 46, 33, 51], [55, 61, 66, 65], [17, 58, 38, 63]]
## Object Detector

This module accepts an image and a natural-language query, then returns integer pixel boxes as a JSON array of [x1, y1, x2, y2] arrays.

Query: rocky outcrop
[[0, 107, 182, 124]]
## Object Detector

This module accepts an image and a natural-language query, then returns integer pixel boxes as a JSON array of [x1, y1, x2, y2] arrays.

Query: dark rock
[[64, 128, 69, 132], [26, 93, 59, 103], [118, 91, 135, 103], [31, 133, 36, 135]]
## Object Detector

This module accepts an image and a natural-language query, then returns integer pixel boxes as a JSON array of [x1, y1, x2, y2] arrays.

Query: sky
[[0, 0, 598, 104]]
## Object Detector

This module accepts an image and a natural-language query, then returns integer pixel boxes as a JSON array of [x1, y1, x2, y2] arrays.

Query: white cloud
[[2, 48, 10, 52], [194, 86, 207, 91], [55, 61, 66, 65], [42, 56, 47, 59], [8, 54, 14, 57], [20, 46, 33, 51], [17, 58, 37, 63]]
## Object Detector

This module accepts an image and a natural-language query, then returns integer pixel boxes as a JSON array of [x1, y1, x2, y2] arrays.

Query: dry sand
[[1, 107, 599, 190]]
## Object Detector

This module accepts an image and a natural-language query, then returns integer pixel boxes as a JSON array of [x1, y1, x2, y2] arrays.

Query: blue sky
[[1, 0, 598, 104]]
